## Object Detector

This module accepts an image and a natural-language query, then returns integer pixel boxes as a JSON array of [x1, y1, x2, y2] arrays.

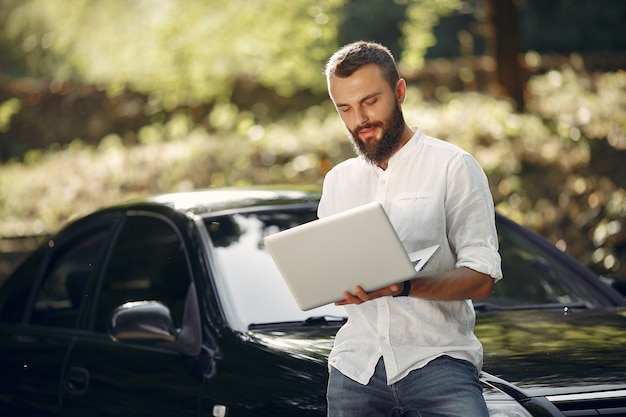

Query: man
[[319, 41, 503, 417]]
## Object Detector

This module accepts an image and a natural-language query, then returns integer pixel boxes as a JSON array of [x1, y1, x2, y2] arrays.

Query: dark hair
[[325, 41, 399, 90]]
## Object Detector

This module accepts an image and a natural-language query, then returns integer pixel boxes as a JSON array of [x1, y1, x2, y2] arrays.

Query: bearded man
[[319, 41, 503, 417]]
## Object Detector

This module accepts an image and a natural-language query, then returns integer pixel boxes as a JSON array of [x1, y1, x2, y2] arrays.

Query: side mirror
[[108, 283, 202, 355], [109, 301, 177, 344]]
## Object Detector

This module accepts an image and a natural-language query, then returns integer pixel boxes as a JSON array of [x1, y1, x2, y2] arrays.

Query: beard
[[347, 103, 406, 165]]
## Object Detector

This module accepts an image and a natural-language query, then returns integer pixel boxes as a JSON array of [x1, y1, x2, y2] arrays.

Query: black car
[[1, 188, 625, 417]]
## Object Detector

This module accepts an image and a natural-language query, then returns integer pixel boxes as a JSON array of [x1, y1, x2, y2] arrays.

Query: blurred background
[[1, 0, 625, 282]]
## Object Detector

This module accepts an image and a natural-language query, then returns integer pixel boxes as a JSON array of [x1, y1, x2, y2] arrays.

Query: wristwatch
[[394, 280, 411, 297]]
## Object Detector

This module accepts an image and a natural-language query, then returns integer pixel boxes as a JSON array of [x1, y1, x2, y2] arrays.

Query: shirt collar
[[372, 128, 423, 173]]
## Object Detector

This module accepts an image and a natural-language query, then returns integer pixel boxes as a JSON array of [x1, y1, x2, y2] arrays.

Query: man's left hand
[[335, 283, 404, 305]]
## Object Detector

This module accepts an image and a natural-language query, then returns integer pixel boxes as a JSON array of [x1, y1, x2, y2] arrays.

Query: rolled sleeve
[[456, 236, 503, 281], [447, 155, 503, 282]]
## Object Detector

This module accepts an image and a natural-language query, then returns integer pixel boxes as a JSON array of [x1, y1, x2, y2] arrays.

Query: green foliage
[[0, 98, 21, 132], [1, 0, 625, 279], [2, 0, 344, 107], [1, 68, 625, 278], [1, 0, 471, 108], [399, 0, 462, 72]]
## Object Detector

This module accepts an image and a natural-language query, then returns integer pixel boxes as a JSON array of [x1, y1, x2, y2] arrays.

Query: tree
[[484, 0, 525, 110]]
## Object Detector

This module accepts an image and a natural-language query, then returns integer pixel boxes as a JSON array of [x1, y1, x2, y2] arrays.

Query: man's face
[[328, 63, 406, 165]]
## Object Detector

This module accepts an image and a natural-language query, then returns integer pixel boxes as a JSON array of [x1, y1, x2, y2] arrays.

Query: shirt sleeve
[[446, 154, 503, 281]]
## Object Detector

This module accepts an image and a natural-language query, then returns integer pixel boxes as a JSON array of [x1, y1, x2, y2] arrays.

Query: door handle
[[65, 366, 90, 395]]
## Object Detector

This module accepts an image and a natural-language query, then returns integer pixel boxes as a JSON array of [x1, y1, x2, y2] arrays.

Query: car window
[[92, 214, 191, 333], [29, 226, 112, 328], [491, 218, 606, 308], [206, 208, 346, 331], [0, 247, 46, 323]]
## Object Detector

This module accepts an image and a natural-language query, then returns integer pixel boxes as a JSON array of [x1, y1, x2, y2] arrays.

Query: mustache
[[354, 122, 383, 136]]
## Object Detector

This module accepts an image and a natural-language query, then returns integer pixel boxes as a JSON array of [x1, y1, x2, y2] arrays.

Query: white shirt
[[318, 128, 502, 385]]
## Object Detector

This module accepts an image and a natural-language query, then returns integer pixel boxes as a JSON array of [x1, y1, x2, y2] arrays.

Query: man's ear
[[396, 78, 407, 104]]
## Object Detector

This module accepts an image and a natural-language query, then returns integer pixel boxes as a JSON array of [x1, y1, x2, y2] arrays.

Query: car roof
[[45, 187, 321, 252], [120, 187, 322, 216]]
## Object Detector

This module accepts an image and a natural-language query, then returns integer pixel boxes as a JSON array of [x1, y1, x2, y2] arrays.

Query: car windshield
[[204, 207, 611, 332], [204, 206, 347, 331]]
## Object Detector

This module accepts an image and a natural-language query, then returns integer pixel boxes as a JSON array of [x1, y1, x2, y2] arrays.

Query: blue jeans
[[327, 355, 488, 417]]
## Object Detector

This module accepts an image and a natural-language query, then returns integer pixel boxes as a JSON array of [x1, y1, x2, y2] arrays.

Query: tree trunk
[[485, 0, 526, 110]]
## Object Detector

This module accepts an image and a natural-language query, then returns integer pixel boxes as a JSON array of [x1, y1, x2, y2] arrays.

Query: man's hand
[[335, 283, 404, 306]]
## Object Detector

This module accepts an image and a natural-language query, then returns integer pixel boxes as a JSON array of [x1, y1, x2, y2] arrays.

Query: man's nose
[[355, 108, 368, 125]]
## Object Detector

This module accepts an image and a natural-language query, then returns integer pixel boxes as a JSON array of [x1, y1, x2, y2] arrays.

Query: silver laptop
[[264, 201, 439, 311]]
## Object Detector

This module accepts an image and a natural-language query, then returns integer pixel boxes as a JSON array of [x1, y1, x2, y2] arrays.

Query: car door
[[60, 212, 203, 417], [0, 219, 115, 416]]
